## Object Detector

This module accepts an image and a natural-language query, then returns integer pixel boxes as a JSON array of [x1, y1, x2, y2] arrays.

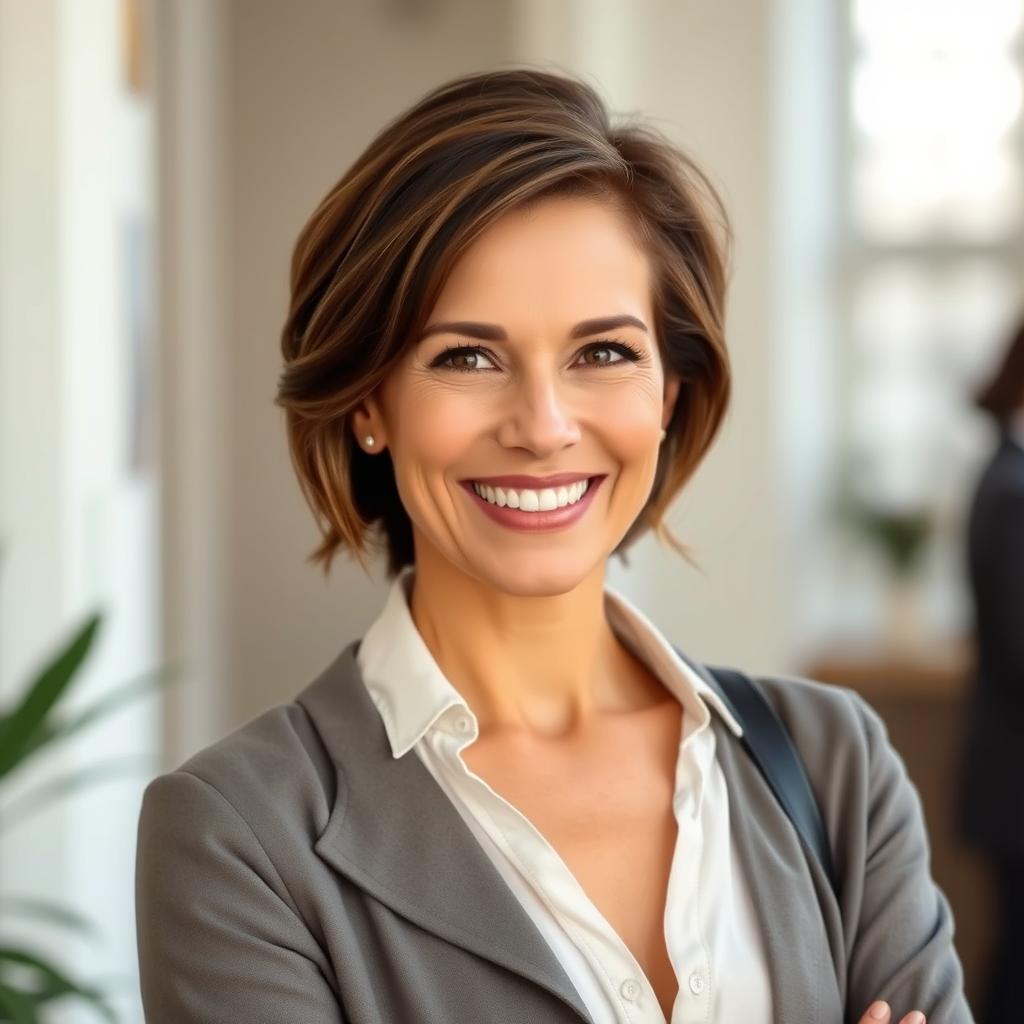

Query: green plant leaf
[[0, 756, 154, 833], [0, 613, 103, 779], [0, 948, 117, 1023], [0, 897, 97, 937], [0, 979, 37, 1023], [2, 660, 181, 780]]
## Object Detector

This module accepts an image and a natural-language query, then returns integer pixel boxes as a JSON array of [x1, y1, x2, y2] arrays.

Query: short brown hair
[[276, 66, 733, 580]]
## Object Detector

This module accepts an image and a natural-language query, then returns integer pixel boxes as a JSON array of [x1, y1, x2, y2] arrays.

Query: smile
[[472, 478, 591, 510], [459, 475, 605, 532]]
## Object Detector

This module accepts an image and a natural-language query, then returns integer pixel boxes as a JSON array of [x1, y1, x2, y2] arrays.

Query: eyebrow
[[418, 314, 649, 343]]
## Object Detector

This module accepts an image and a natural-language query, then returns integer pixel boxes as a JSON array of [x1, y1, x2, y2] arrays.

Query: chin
[[470, 550, 607, 597]]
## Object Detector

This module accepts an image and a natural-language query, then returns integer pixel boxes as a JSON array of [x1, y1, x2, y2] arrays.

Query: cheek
[[597, 385, 664, 456], [396, 386, 484, 475], [595, 387, 665, 514]]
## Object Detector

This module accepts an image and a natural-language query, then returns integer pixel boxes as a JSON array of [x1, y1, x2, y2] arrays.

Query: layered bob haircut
[[276, 67, 733, 579]]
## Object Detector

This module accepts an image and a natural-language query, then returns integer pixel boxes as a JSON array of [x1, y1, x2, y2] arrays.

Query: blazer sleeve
[[842, 691, 974, 1024], [135, 769, 347, 1023]]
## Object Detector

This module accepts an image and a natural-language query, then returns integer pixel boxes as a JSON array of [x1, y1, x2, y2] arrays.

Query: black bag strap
[[687, 656, 840, 900]]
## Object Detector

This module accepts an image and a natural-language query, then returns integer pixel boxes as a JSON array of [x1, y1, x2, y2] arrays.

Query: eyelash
[[430, 339, 646, 374]]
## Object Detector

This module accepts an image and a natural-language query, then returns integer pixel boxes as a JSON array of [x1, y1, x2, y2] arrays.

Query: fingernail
[[869, 1002, 889, 1020], [907, 1014, 925, 1024]]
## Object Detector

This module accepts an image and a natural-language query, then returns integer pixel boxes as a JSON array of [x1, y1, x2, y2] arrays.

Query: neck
[[405, 547, 655, 741]]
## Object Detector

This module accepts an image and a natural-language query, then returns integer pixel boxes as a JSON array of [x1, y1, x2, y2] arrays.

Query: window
[[831, 0, 1024, 645]]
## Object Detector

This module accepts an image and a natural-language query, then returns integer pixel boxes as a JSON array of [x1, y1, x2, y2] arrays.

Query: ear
[[350, 392, 386, 450], [662, 371, 682, 432]]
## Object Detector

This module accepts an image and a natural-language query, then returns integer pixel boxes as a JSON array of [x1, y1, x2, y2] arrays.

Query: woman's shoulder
[[142, 697, 335, 837], [743, 670, 893, 789], [750, 669, 873, 727]]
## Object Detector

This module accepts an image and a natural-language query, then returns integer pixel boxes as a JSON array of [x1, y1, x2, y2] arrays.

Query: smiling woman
[[134, 66, 973, 1024], [273, 69, 733, 584], [339, 190, 693, 599]]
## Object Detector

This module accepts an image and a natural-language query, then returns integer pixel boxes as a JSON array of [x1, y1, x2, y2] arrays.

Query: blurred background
[[1, 0, 1021, 1019]]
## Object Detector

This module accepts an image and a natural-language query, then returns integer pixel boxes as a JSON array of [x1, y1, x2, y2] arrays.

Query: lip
[[459, 474, 605, 533], [463, 472, 602, 488]]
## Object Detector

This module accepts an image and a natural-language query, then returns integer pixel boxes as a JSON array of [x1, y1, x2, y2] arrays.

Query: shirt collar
[[357, 566, 744, 760]]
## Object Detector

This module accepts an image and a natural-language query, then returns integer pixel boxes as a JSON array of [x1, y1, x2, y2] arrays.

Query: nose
[[496, 372, 582, 456]]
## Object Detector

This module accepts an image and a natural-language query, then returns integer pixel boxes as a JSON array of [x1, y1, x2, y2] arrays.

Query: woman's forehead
[[426, 198, 654, 326]]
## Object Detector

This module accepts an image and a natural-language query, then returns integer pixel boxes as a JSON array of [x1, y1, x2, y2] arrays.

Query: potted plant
[[0, 610, 179, 1021], [834, 458, 934, 653]]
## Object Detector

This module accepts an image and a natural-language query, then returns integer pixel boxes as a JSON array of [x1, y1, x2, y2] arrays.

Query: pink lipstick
[[459, 475, 606, 532]]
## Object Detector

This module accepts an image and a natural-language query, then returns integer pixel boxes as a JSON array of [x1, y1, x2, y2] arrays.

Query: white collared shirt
[[356, 567, 773, 1024]]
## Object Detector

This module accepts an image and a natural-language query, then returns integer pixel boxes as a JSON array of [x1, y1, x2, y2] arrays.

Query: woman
[[957, 319, 1024, 1024], [135, 68, 970, 1023]]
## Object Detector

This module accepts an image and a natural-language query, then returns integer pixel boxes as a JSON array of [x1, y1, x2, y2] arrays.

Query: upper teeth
[[472, 478, 591, 511]]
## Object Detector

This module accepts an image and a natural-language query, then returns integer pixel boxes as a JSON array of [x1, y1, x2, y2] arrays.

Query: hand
[[860, 1001, 926, 1024]]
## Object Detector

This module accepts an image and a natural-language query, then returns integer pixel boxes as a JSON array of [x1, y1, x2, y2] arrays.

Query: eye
[[429, 338, 645, 374], [430, 345, 498, 373], [577, 339, 645, 367]]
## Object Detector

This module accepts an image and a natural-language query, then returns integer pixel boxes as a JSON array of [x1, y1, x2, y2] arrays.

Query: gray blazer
[[957, 431, 1024, 855], [135, 638, 973, 1023]]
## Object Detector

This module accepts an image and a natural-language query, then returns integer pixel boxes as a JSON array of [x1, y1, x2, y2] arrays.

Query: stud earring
[[659, 428, 667, 441], [365, 435, 375, 448]]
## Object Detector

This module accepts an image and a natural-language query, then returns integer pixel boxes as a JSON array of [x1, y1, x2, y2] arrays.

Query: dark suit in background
[[957, 429, 1024, 1024]]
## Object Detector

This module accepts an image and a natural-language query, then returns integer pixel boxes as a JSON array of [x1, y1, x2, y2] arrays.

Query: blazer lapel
[[296, 640, 593, 1024]]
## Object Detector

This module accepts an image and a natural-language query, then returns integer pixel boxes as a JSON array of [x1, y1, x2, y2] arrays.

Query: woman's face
[[361, 194, 681, 595]]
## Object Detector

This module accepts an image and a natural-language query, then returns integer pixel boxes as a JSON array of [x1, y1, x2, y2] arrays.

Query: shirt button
[[455, 715, 472, 733], [688, 970, 705, 995], [620, 978, 641, 1002]]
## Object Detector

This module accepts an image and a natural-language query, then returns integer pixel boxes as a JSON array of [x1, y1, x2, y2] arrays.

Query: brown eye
[[430, 346, 498, 372], [577, 340, 645, 366], [581, 346, 619, 366]]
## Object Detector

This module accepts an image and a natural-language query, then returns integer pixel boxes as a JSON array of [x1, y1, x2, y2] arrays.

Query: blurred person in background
[[957, 317, 1024, 1024]]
